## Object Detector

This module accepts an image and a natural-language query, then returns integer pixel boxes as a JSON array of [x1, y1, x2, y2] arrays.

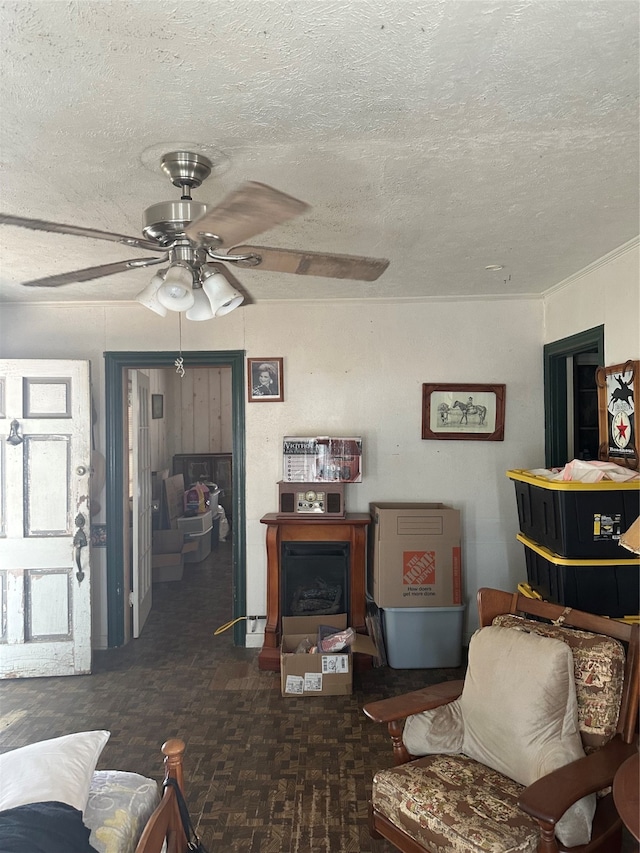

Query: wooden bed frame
[[134, 739, 189, 853]]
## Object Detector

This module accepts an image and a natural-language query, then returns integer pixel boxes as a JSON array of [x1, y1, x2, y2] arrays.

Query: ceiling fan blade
[[185, 182, 309, 248], [22, 256, 167, 287], [206, 263, 255, 305], [0, 213, 160, 252], [231, 245, 390, 281]]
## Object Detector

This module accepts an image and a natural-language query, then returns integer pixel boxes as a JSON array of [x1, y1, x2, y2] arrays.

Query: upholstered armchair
[[364, 587, 639, 853]]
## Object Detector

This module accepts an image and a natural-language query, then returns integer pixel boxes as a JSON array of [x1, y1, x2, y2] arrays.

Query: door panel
[[0, 360, 92, 678]]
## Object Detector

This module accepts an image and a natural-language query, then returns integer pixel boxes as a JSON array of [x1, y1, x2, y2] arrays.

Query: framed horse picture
[[422, 383, 506, 441]]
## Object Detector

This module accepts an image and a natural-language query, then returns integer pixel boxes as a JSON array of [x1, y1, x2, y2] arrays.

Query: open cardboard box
[[280, 613, 378, 697], [151, 530, 198, 582]]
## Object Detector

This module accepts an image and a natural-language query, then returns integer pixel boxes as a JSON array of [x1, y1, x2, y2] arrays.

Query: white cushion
[[403, 626, 596, 847], [0, 730, 110, 814], [403, 699, 464, 755]]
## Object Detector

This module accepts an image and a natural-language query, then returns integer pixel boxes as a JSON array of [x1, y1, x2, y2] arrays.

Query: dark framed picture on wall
[[596, 359, 639, 469], [247, 358, 284, 402], [422, 382, 506, 441], [151, 394, 164, 419]]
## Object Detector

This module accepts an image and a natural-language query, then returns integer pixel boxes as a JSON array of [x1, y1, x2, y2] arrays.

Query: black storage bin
[[517, 533, 639, 618], [508, 469, 640, 559]]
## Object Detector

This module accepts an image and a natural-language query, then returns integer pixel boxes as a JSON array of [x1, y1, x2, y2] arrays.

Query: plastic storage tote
[[507, 469, 639, 559], [517, 532, 639, 618], [381, 605, 465, 668]]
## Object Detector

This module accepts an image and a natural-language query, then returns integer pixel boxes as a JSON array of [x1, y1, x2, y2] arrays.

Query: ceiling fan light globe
[[157, 284, 195, 311], [185, 287, 215, 321], [157, 263, 195, 311], [135, 270, 168, 316], [201, 271, 244, 316], [215, 293, 244, 316]]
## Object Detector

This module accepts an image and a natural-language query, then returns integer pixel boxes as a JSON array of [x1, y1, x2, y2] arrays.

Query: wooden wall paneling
[[182, 369, 196, 451], [208, 368, 223, 452], [165, 365, 233, 458], [220, 368, 233, 453], [164, 369, 177, 465], [193, 369, 210, 452]]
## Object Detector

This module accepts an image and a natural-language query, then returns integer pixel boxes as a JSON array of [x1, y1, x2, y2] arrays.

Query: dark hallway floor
[[0, 542, 636, 852]]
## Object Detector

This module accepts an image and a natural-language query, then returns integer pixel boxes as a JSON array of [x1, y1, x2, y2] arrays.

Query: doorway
[[104, 350, 246, 648], [543, 326, 604, 467]]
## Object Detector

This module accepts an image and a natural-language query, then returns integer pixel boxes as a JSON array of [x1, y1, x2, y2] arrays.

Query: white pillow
[[403, 699, 464, 756], [0, 730, 110, 814]]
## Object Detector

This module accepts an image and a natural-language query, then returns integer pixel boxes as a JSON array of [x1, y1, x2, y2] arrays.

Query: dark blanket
[[0, 800, 99, 853]]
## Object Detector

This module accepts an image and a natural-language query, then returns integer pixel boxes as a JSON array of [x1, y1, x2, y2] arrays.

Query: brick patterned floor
[[0, 542, 635, 852]]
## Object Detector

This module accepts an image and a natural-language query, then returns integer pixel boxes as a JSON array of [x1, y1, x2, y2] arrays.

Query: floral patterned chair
[[363, 587, 639, 853]]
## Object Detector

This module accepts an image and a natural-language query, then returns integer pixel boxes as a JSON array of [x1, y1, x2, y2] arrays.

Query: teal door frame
[[543, 326, 604, 467], [104, 350, 246, 648]]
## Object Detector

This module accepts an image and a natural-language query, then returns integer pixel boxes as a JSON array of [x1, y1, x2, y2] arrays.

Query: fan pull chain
[[175, 314, 185, 378]]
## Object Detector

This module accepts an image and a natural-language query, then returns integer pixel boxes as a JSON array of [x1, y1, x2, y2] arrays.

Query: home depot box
[[280, 614, 377, 697], [282, 437, 363, 483], [369, 503, 462, 607]]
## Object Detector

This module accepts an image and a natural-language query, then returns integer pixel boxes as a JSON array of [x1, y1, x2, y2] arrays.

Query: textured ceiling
[[0, 0, 638, 306]]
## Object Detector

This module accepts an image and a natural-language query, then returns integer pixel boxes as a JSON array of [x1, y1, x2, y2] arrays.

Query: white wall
[[243, 297, 547, 646], [1, 240, 637, 649], [544, 238, 639, 364], [0, 295, 544, 646]]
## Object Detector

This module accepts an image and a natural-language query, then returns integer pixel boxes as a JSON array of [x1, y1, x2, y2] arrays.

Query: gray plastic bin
[[382, 605, 466, 668]]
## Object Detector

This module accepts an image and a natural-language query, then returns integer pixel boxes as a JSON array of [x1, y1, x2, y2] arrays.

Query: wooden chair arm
[[518, 735, 637, 825], [363, 679, 464, 724]]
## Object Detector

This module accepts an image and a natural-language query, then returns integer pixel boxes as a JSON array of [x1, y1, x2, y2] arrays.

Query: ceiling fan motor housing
[[142, 200, 208, 245]]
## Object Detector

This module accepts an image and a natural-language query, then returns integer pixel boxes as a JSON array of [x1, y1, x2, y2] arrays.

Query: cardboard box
[[151, 530, 197, 582], [369, 502, 462, 607], [282, 437, 363, 483], [280, 614, 377, 697]]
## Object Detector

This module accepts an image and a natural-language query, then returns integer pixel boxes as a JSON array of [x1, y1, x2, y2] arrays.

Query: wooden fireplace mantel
[[258, 513, 370, 671]]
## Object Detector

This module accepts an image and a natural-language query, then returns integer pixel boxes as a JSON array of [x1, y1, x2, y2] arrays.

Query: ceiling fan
[[0, 151, 390, 319]]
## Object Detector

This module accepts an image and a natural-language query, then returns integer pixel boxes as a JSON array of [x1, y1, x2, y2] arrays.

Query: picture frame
[[151, 394, 164, 419], [90, 524, 107, 548], [247, 358, 284, 403], [596, 359, 639, 469], [422, 383, 506, 441]]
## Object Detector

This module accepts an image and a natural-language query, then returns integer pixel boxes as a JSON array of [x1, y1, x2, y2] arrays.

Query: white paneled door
[[0, 360, 92, 678], [131, 370, 152, 638]]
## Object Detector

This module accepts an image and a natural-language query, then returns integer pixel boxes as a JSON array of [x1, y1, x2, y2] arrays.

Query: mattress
[[85, 770, 160, 853]]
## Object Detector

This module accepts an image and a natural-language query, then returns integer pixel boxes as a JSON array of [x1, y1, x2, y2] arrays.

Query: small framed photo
[[151, 394, 164, 419], [422, 383, 506, 441], [91, 524, 107, 547], [596, 360, 639, 469], [248, 358, 284, 403]]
